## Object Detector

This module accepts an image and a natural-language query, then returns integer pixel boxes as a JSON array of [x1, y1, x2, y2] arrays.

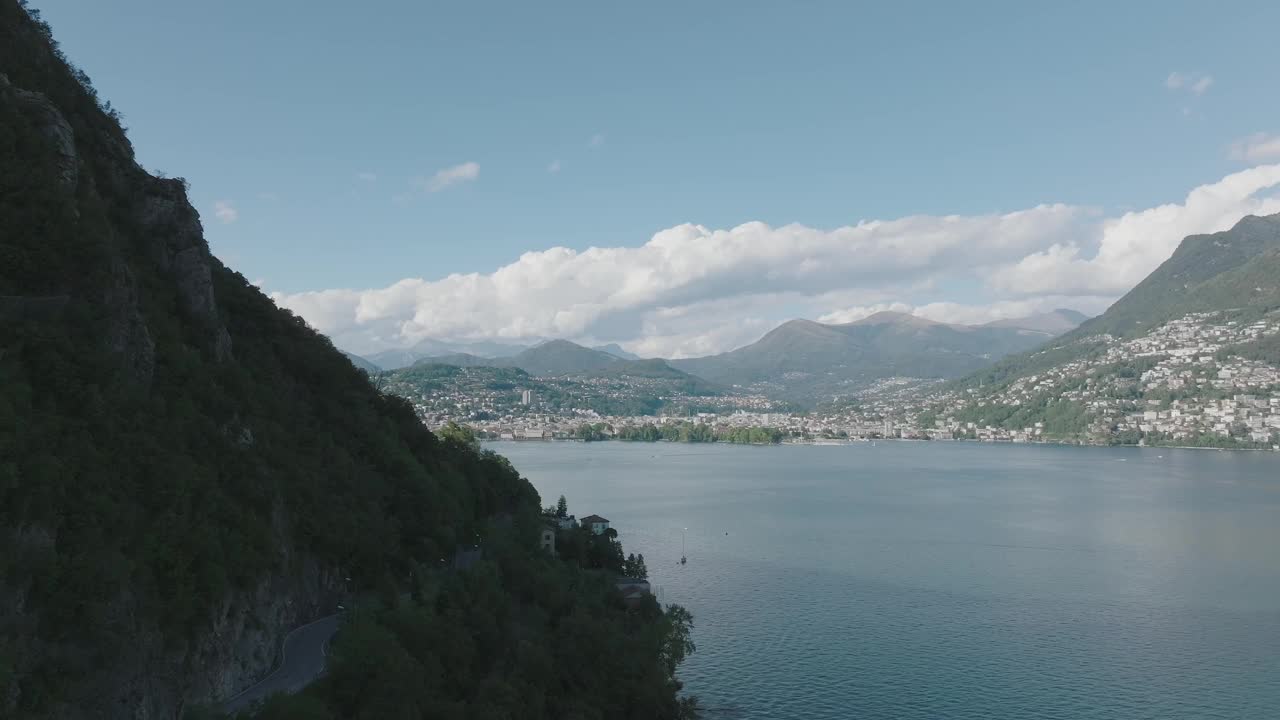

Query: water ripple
[[494, 441, 1280, 719]]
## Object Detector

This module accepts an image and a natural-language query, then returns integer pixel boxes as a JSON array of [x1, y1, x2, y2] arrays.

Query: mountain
[[587, 358, 697, 380], [412, 351, 492, 367], [0, 4, 692, 718], [1078, 214, 1280, 338], [670, 311, 1063, 404], [341, 350, 380, 372], [983, 309, 1088, 335], [365, 340, 529, 370], [970, 213, 1280, 387], [411, 345, 708, 385], [365, 347, 426, 370], [936, 214, 1280, 447], [503, 339, 621, 376], [593, 343, 641, 360]]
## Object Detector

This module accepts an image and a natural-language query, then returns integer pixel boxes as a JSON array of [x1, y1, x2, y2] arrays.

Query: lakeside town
[[377, 311, 1280, 450]]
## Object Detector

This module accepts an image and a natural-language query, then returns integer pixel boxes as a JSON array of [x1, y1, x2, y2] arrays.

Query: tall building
[[521, 389, 532, 405]]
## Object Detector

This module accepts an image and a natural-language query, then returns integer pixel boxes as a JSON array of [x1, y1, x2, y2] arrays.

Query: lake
[[491, 440, 1280, 720]]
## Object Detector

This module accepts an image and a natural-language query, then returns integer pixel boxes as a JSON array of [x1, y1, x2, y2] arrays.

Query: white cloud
[[275, 207, 1082, 352], [548, 159, 561, 173], [589, 133, 605, 148], [418, 162, 479, 192], [819, 297, 1113, 327], [817, 302, 917, 324], [356, 171, 377, 182], [1230, 133, 1280, 163], [213, 200, 238, 224], [988, 164, 1280, 296], [273, 165, 1280, 357], [1166, 71, 1212, 96]]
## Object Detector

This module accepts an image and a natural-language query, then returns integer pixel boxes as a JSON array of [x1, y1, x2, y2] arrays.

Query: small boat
[[681, 528, 688, 565]]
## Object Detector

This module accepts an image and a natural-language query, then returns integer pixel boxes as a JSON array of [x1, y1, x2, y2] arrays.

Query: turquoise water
[[492, 441, 1280, 719]]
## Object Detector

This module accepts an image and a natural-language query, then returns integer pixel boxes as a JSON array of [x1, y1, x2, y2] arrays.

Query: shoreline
[[482, 437, 1280, 453]]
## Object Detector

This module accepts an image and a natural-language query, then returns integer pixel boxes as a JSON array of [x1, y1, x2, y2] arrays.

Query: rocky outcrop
[[0, 63, 230, 380], [104, 554, 341, 719], [0, 72, 76, 193], [101, 257, 158, 385], [136, 176, 233, 362], [3, 522, 341, 720]]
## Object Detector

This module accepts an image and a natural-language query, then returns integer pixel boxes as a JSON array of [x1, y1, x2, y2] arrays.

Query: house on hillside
[[615, 577, 651, 609], [581, 514, 610, 535], [540, 525, 556, 555], [557, 514, 578, 530]]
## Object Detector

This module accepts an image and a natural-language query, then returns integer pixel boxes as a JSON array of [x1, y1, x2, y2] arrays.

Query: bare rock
[[0, 72, 77, 193]]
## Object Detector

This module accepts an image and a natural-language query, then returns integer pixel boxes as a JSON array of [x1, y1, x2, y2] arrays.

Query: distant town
[[374, 311, 1280, 450]]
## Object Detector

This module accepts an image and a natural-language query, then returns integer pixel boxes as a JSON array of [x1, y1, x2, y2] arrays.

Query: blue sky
[[31, 0, 1280, 356]]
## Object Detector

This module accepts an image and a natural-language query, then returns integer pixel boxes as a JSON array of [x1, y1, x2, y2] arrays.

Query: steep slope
[[968, 213, 1280, 387], [671, 313, 1057, 403], [341, 350, 380, 373], [0, 4, 694, 719], [1076, 213, 1280, 339]]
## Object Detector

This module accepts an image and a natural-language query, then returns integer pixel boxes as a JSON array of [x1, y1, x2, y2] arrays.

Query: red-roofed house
[[580, 514, 610, 535]]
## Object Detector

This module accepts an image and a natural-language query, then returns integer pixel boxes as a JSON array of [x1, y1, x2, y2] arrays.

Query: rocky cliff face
[[111, 550, 341, 719], [2, 65, 231, 384], [4, 522, 338, 719], [1, 4, 334, 717]]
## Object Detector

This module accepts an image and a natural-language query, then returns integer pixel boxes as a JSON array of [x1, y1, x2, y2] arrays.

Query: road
[[220, 614, 341, 715]]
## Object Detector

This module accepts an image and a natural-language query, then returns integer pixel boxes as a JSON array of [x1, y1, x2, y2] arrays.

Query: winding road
[[220, 614, 341, 715]]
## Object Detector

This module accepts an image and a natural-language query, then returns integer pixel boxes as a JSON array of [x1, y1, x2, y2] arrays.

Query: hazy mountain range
[[345, 310, 1090, 403], [361, 339, 642, 370], [667, 310, 1085, 403]]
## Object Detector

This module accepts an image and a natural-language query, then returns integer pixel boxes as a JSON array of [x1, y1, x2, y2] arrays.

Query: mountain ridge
[[965, 212, 1280, 389], [669, 310, 1085, 403]]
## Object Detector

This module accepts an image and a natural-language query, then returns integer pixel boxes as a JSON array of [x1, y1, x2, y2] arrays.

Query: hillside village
[[372, 310, 1280, 450], [920, 311, 1280, 447]]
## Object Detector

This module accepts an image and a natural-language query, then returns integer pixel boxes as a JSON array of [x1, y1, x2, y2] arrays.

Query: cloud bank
[[271, 165, 1280, 358]]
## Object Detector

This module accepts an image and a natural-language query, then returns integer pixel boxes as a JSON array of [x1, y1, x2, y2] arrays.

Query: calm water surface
[[492, 441, 1280, 720]]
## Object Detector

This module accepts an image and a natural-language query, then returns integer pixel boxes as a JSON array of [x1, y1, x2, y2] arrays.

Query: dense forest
[[0, 1, 696, 717]]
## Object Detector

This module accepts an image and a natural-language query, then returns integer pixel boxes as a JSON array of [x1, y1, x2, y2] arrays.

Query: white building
[[580, 514, 610, 535]]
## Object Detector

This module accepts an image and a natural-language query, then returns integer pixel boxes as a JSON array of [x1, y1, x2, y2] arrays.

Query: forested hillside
[[963, 213, 1280, 390], [0, 2, 694, 717]]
